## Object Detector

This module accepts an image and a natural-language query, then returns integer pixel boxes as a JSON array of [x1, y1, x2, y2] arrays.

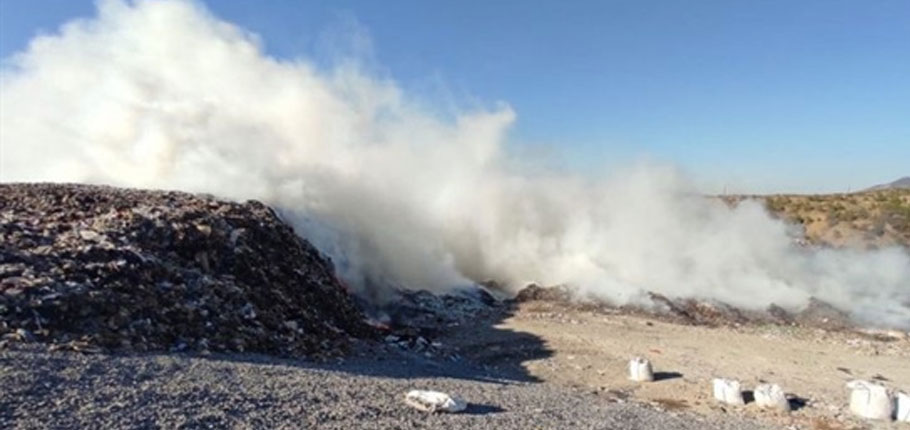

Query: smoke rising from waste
[[1, 0, 908, 327]]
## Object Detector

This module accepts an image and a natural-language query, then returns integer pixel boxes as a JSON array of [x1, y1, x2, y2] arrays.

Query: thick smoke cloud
[[2, 0, 908, 327]]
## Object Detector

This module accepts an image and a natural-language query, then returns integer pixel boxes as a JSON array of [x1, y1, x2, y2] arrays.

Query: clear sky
[[1, 0, 908, 193]]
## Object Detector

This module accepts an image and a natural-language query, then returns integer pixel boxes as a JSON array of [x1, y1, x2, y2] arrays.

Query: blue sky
[[1, 0, 908, 193]]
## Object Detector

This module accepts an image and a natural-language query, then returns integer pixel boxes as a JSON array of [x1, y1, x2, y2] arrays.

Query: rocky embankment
[[0, 183, 373, 357]]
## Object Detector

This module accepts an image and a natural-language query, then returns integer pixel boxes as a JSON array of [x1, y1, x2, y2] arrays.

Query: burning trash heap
[[0, 183, 373, 356]]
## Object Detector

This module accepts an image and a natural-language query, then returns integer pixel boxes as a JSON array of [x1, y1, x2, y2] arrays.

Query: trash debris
[[514, 283, 573, 303], [628, 357, 654, 382], [858, 328, 908, 341], [378, 287, 501, 333], [712, 378, 745, 406], [404, 390, 467, 413], [795, 298, 854, 330], [846, 380, 893, 421], [363, 286, 500, 359], [0, 183, 373, 357], [514, 285, 857, 329], [753, 383, 790, 411], [897, 391, 910, 422]]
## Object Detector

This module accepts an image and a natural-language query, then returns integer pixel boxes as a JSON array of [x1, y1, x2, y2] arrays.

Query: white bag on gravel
[[713, 378, 745, 405], [404, 390, 467, 413], [846, 380, 893, 421], [897, 391, 910, 422], [753, 383, 790, 411], [628, 357, 654, 382]]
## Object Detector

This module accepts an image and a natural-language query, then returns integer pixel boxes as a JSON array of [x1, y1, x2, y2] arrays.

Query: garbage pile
[[513, 283, 574, 303], [378, 287, 500, 335], [0, 183, 373, 356], [513, 283, 857, 330], [364, 286, 503, 359]]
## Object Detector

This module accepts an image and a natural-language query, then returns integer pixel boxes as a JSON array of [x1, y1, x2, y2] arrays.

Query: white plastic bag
[[404, 390, 467, 413], [628, 357, 654, 382], [846, 380, 893, 421], [753, 383, 790, 411], [713, 378, 745, 405], [897, 391, 910, 422]]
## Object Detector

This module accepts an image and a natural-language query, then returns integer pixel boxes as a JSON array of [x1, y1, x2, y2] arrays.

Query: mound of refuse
[[513, 283, 861, 330], [0, 183, 373, 356]]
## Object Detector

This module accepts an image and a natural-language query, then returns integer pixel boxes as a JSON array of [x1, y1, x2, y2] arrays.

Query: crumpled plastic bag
[[846, 380, 893, 421], [896, 391, 909, 422], [753, 383, 790, 411], [404, 390, 467, 413], [713, 378, 745, 405], [628, 357, 654, 382]]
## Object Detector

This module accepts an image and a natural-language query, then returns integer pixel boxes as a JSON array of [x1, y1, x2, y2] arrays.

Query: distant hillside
[[722, 189, 910, 249], [867, 176, 910, 191]]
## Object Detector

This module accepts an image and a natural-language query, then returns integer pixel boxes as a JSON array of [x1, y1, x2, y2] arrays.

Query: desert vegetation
[[723, 189, 910, 249]]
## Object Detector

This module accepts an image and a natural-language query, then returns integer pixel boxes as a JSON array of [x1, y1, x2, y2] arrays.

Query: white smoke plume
[[2, 0, 908, 327]]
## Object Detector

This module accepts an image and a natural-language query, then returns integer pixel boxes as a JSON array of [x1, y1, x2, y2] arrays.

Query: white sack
[[897, 391, 910, 422], [753, 383, 790, 411], [404, 390, 467, 413], [846, 380, 893, 421], [713, 378, 745, 405], [628, 357, 654, 382]]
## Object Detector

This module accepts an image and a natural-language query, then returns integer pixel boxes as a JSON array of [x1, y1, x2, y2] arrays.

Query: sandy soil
[[449, 300, 910, 430]]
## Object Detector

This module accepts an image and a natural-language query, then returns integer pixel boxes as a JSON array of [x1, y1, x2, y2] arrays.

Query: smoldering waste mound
[[0, 183, 373, 356]]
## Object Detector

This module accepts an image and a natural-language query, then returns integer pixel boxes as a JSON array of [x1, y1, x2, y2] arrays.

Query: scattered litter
[[871, 374, 890, 382], [753, 384, 790, 411], [375, 287, 499, 334], [712, 379, 745, 406], [846, 380, 893, 421], [404, 390, 467, 413], [859, 328, 908, 341], [897, 391, 910, 422], [628, 357, 654, 382], [366, 286, 500, 360]]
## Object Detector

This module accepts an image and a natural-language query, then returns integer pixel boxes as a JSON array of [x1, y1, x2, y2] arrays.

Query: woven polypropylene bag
[[628, 357, 654, 382], [404, 390, 467, 413], [846, 380, 893, 421], [712, 379, 745, 405], [896, 391, 909, 422], [754, 383, 790, 411]]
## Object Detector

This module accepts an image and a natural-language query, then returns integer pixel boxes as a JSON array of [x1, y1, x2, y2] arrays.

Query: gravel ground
[[0, 344, 770, 430]]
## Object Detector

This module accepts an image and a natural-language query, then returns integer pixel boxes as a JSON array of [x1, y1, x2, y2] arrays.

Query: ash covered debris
[[363, 286, 504, 359], [378, 287, 501, 333], [513, 283, 574, 303], [513, 283, 859, 330], [0, 183, 373, 356]]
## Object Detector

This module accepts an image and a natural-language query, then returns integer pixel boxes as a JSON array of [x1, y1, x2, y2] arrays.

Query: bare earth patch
[[448, 299, 910, 430]]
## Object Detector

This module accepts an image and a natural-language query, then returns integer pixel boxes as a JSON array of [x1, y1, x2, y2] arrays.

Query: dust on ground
[[444, 298, 910, 430]]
